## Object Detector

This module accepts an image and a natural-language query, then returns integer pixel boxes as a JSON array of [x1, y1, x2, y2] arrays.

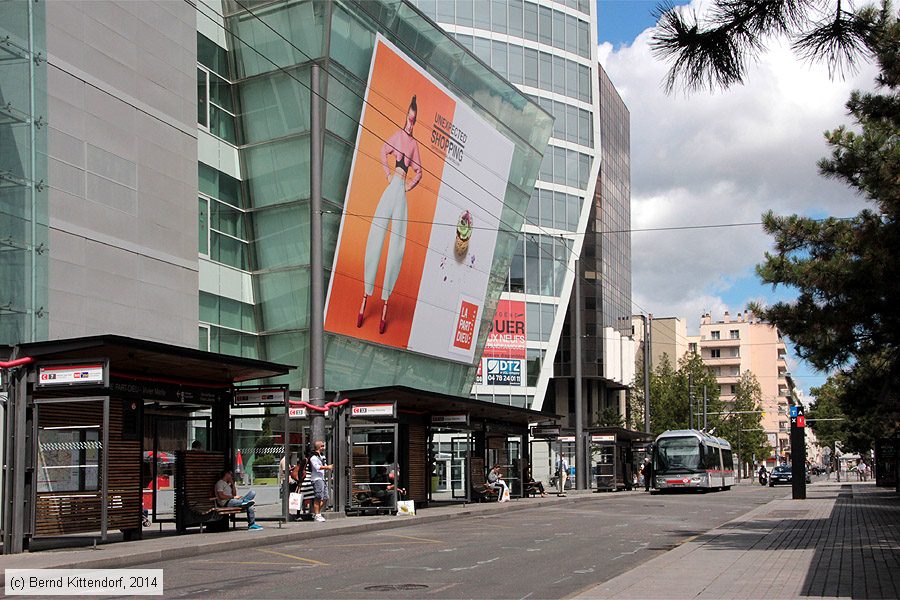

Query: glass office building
[[0, 1, 48, 345], [196, 0, 553, 396], [420, 0, 602, 410], [551, 63, 633, 425]]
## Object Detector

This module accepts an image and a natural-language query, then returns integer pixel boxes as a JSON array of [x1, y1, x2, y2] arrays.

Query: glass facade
[[555, 63, 632, 379], [423, 0, 600, 409], [195, 0, 551, 396], [0, 0, 48, 345]]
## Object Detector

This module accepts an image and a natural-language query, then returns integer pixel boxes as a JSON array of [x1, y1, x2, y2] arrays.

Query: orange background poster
[[324, 39, 456, 348]]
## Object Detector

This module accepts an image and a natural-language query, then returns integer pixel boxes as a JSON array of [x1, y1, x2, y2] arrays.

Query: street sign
[[531, 426, 560, 438], [591, 434, 616, 442], [350, 403, 396, 418], [790, 405, 799, 418], [289, 407, 330, 419], [234, 387, 287, 405], [36, 361, 108, 388], [431, 414, 469, 425], [797, 415, 805, 428]]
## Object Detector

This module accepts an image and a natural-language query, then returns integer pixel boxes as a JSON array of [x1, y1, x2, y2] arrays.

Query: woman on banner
[[357, 95, 423, 334]]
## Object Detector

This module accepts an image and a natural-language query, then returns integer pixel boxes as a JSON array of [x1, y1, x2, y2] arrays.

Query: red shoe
[[357, 296, 367, 328], [378, 303, 387, 334]]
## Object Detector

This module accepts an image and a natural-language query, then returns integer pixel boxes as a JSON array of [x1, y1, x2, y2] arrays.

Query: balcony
[[715, 375, 740, 385], [700, 338, 742, 348], [703, 356, 741, 366]]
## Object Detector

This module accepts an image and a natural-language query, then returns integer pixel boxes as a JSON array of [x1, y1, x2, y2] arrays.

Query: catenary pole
[[643, 315, 651, 434], [310, 63, 326, 444], [574, 260, 585, 490]]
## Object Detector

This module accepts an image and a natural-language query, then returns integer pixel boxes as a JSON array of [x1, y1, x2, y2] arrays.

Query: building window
[[730, 347, 740, 358], [688, 343, 697, 354], [731, 385, 738, 394], [710, 349, 721, 358], [710, 330, 720, 340], [197, 34, 237, 144], [730, 329, 740, 339]]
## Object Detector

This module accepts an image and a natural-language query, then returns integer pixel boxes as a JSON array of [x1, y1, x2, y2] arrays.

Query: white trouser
[[364, 173, 407, 301]]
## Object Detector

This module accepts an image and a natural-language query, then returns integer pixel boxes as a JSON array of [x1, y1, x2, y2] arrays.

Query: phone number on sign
[[5, 569, 163, 596]]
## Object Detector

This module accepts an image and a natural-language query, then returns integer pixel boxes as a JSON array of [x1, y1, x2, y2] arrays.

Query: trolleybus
[[652, 429, 735, 491]]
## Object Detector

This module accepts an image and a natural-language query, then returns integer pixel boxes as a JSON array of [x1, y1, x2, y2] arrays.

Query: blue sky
[[596, 1, 663, 46], [594, 0, 841, 399]]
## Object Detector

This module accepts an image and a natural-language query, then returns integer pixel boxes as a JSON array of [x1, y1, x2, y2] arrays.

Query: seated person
[[215, 469, 262, 530], [524, 469, 546, 497], [487, 464, 510, 502]]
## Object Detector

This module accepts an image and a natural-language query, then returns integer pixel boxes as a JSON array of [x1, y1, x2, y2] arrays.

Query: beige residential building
[[698, 311, 792, 464], [632, 316, 689, 370]]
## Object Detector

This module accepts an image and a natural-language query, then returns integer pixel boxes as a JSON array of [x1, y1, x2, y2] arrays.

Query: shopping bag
[[288, 492, 303, 512], [500, 488, 511, 503], [396, 500, 416, 516]]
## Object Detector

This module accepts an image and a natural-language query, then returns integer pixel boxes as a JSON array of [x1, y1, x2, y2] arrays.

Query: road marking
[[259, 548, 329, 565], [429, 582, 460, 595], [192, 559, 300, 566], [450, 556, 500, 571], [519, 592, 534, 600], [553, 576, 572, 584], [380, 533, 443, 544], [384, 565, 443, 571]]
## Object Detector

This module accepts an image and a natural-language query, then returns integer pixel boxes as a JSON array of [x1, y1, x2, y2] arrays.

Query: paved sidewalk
[[577, 482, 900, 599], [0, 489, 621, 587]]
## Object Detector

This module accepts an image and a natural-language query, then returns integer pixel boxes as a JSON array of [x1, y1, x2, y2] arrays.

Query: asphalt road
[[137, 483, 788, 599]]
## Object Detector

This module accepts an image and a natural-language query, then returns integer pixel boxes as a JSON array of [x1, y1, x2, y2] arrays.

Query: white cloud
[[601, 2, 880, 333]]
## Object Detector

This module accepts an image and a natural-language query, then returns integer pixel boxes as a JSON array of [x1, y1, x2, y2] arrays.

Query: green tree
[[716, 372, 770, 476], [652, 0, 892, 92], [646, 352, 722, 436], [627, 355, 647, 431], [808, 377, 847, 472], [594, 406, 625, 428], [750, 9, 900, 429]]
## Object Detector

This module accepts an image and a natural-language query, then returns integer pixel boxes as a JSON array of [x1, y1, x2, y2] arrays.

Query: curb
[[0, 489, 638, 586]]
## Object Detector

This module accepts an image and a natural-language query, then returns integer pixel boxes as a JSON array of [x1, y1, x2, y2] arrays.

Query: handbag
[[396, 500, 416, 516], [289, 492, 303, 511]]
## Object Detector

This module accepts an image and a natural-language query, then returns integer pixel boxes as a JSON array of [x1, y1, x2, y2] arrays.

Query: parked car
[[769, 465, 812, 486]]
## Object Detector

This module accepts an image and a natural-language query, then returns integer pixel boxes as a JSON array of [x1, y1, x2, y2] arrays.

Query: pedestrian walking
[[555, 455, 568, 494], [309, 440, 333, 522], [642, 457, 653, 491]]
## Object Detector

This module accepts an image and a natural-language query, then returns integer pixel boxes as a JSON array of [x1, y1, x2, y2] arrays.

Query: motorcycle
[[758, 470, 769, 486]]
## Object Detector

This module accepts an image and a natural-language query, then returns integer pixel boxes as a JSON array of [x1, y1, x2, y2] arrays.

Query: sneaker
[[314, 514, 326, 522], [241, 500, 255, 508], [248, 523, 263, 530]]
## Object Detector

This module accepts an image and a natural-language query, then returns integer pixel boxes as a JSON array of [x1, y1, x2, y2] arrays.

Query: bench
[[471, 482, 500, 502], [175, 451, 246, 533]]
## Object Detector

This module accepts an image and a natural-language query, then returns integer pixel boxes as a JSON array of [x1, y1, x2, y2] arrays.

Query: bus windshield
[[656, 437, 702, 474]]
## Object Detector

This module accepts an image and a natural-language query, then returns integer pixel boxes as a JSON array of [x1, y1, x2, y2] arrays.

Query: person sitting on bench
[[215, 469, 262, 530], [487, 464, 510, 502], [524, 469, 547, 497]]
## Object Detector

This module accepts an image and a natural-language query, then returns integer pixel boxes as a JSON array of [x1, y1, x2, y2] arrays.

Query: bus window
[[657, 437, 702, 473], [722, 449, 734, 470]]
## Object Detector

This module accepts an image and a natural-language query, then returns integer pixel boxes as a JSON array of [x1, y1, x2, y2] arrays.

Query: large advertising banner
[[324, 35, 515, 364], [481, 299, 527, 387]]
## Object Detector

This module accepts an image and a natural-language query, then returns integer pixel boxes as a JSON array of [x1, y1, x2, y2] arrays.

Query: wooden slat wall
[[407, 424, 427, 502], [175, 451, 225, 531], [35, 400, 141, 536]]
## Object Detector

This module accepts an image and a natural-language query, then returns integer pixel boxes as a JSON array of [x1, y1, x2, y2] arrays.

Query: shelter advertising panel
[[325, 34, 515, 364]]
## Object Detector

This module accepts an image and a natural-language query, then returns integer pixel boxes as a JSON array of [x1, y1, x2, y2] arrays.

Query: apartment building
[[698, 311, 793, 461]]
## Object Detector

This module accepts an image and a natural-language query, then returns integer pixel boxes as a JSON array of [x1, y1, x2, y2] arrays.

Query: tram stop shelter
[[0, 335, 291, 554], [588, 427, 653, 491], [334, 386, 558, 513]]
